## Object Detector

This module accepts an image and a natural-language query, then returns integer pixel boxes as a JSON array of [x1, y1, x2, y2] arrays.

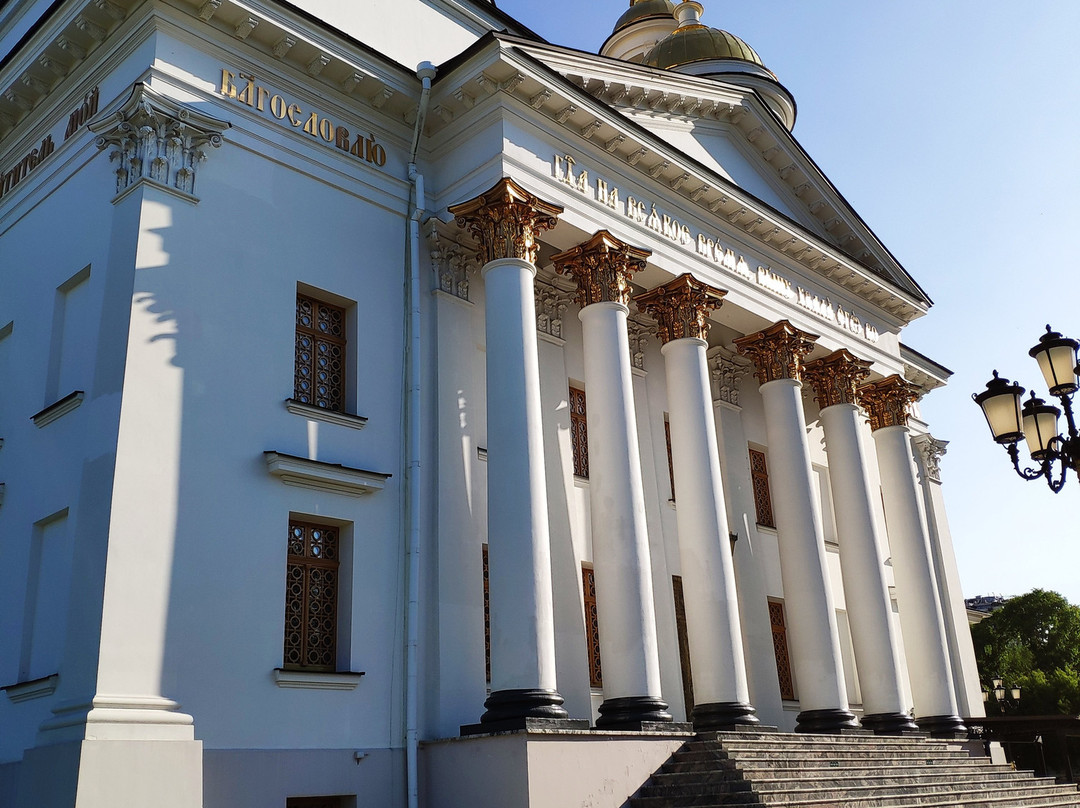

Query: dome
[[643, 3, 765, 70], [612, 0, 677, 34]]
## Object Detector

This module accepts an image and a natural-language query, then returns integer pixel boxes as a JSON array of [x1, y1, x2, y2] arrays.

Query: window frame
[[748, 446, 776, 529], [569, 384, 589, 479], [294, 285, 355, 415]]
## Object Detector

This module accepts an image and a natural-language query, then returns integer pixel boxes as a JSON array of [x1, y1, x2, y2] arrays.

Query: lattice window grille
[[569, 385, 589, 478], [482, 543, 490, 684], [582, 565, 602, 688], [284, 520, 339, 671], [749, 447, 776, 528], [295, 294, 346, 412], [769, 599, 795, 700], [665, 415, 676, 500]]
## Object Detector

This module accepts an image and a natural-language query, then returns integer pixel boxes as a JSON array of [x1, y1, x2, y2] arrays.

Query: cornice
[[426, 39, 930, 326], [496, 35, 930, 308]]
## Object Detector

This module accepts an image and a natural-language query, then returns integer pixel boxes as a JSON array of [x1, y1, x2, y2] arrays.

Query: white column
[[805, 351, 916, 733], [913, 433, 986, 719], [735, 322, 857, 733], [449, 179, 571, 727], [636, 274, 756, 730], [554, 231, 670, 729], [862, 376, 965, 737]]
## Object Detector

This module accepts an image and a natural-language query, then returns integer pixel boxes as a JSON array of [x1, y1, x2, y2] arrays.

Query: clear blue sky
[[497, 0, 1080, 604]]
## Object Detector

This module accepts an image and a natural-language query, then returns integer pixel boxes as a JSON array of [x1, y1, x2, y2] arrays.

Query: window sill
[[273, 668, 364, 690], [265, 451, 390, 496], [2, 674, 59, 703], [31, 391, 84, 427], [285, 399, 368, 430]]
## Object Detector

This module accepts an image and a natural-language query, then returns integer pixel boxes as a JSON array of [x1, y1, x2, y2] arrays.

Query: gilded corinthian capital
[[551, 230, 651, 308], [733, 320, 819, 384], [803, 349, 872, 409], [448, 177, 563, 265], [859, 374, 920, 431], [633, 273, 726, 344]]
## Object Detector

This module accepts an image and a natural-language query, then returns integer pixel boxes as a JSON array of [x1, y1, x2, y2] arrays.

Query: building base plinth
[[794, 708, 861, 733], [691, 701, 760, 732], [595, 696, 673, 729], [16, 738, 202, 808], [861, 711, 922, 735], [422, 728, 692, 808], [460, 717, 591, 736]]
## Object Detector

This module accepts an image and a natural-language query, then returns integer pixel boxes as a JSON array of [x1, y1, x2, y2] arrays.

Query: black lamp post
[[983, 677, 1022, 714], [974, 326, 1080, 492]]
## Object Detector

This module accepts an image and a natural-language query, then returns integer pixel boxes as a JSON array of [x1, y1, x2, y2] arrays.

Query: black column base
[[861, 711, 921, 735], [691, 701, 760, 732], [596, 696, 672, 730], [480, 688, 569, 723], [795, 708, 861, 733], [916, 713, 968, 738]]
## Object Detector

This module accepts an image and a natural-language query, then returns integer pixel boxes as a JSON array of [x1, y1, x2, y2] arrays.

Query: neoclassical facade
[[0, 0, 982, 806]]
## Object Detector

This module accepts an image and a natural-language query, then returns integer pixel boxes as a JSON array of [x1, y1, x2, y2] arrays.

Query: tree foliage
[[971, 589, 1080, 715]]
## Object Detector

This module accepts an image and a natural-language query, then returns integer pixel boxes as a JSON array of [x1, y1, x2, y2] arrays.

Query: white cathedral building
[[0, 0, 983, 805]]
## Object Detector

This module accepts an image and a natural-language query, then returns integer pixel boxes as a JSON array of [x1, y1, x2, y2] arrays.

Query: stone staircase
[[629, 730, 1080, 807]]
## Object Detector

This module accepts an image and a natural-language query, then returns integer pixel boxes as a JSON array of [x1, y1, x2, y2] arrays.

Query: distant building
[[0, 0, 983, 806]]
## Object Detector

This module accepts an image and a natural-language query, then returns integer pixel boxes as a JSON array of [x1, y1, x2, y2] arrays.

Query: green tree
[[971, 588, 1080, 715]]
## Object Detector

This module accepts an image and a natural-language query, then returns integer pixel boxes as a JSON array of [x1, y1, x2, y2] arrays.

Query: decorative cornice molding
[[803, 349, 872, 410], [733, 320, 819, 385], [912, 434, 948, 483], [88, 83, 229, 201], [626, 317, 651, 371], [859, 374, 920, 432], [633, 273, 726, 344], [709, 345, 751, 406], [448, 177, 562, 265], [551, 229, 650, 308], [264, 451, 389, 496]]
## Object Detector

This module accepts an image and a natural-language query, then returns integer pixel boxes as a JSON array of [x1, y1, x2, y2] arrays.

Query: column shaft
[[875, 425, 964, 733], [760, 378, 856, 731], [819, 403, 914, 733], [663, 337, 756, 728], [580, 302, 669, 727]]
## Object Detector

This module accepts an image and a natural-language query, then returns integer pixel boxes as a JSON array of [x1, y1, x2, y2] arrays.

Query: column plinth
[[554, 232, 671, 729], [450, 179, 569, 728], [636, 274, 756, 730], [805, 351, 917, 734], [860, 375, 965, 737], [735, 322, 858, 733]]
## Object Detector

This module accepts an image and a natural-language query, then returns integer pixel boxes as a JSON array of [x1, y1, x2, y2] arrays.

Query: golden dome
[[612, 0, 677, 34], [643, 2, 766, 71]]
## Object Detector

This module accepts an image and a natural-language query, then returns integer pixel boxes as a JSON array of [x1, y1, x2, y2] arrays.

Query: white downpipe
[[404, 60, 435, 808]]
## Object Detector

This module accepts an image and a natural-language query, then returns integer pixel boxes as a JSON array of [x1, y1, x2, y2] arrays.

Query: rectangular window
[[483, 543, 490, 684], [769, 599, 795, 700], [286, 797, 352, 808], [569, 384, 589, 478], [284, 519, 340, 671], [749, 447, 776, 528], [665, 415, 676, 500], [295, 293, 346, 412], [45, 266, 92, 405], [582, 565, 602, 688], [20, 509, 72, 682], [672, 575, 694, 720]]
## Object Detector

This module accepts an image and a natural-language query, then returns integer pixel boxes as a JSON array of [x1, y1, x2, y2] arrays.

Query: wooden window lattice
[[769, 599, 795, 700], [570, 385, 589, 478], [672, 575, 694, 720], [483, 543, 490, 683], [284, 520, 339, 671], [582, 566, 603, 688], [295, 294, 346, 412], [749, 447, 776, 529]]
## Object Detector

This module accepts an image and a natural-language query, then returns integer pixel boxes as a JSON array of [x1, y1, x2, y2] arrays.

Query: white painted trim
[[3, 674, 59, 703], [284, 399, 368, 430], [264, 452, 389, 496], [273, 669, 364, 691], [32, 390, 84, 427]]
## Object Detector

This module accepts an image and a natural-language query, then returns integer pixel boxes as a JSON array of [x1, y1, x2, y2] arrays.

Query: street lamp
[[974, 326, 1080, 492], [983, 677, 1022, 714]]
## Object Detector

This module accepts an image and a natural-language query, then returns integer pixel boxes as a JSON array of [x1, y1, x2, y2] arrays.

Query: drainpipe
[[404, 60, 435, 808]]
